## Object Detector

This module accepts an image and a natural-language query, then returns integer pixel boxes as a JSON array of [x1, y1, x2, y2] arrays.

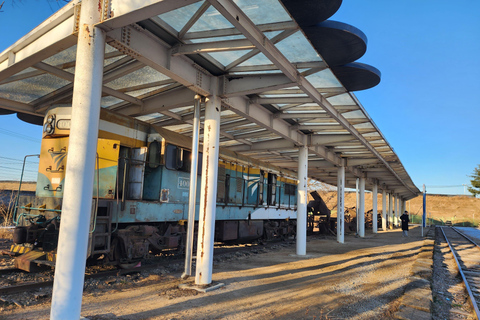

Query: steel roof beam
[[99, 0, 201, 31], [225, 29, 298, 71], [33, 62, 144, 107], [309, 134, 355, 145], [227, 138, 297, 152], [230, 61, 327, 73], [0, 14, 77, 82], [0, 97, 38, 116], [183, 21, 297, 40], [106, 24, 212, 96], [178, 2, 211, 39], [221, 74, 294, 97], [113, 86, 195, 115], [264, 87, 346, 95], [171, 39, 255, 55], [255, 97, 314, 104], [274, 112, 328, 119], [206, 0, 416, 195]]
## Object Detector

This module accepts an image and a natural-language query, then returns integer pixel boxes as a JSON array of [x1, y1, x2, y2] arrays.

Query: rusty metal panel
[[238, 220, 263, 240], [216, 221, 238, 241]]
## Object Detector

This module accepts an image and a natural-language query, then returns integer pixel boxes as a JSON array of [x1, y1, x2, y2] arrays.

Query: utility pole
[[422, 184, 426, 237]]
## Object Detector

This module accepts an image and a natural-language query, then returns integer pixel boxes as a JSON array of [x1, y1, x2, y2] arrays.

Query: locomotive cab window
[[165, 144, 202, 173], [284, 183, 296, 195], [267, 173, 277, 206], [147, 140, 162, 168]]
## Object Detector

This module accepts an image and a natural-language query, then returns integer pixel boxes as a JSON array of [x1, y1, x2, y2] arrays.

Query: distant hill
[[0, 181, 36, 192]]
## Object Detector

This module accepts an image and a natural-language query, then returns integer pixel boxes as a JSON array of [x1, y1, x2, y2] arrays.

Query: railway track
[[0, 239, 291, 296], [440, 226, 480, 318]]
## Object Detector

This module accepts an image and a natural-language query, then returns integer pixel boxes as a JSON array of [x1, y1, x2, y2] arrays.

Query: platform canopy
[[0, 0, 419, 199]]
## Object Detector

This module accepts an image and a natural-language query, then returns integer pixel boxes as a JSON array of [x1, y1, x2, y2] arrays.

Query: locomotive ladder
[[440, 226, 480, 319], [90, 201, 112, 255]]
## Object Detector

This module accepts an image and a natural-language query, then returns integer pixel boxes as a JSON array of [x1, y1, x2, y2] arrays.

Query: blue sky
[[0, 0, 479, 195]]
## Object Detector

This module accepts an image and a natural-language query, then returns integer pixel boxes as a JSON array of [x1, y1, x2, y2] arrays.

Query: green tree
[[468, 165, 480, 198]]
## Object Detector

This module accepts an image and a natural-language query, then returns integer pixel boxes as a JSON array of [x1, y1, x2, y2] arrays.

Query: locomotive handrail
[[90, 153, 100, 234], [13, 154, 40, 225], [19, 206, 62, 213]]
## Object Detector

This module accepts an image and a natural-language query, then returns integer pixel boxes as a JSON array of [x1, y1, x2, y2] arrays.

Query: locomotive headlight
[[44, 114, 55, 135], [44, 123, 54, 134]]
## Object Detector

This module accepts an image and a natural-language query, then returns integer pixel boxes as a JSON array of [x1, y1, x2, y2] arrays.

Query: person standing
[[400, 211, 409, 237]]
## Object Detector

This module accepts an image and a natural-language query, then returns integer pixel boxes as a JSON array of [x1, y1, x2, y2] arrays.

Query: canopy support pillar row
[[50, 0, 106, 318], [195, 89, 221, 285], [296, 145, 308, 255], [337, 165, 345, 243]]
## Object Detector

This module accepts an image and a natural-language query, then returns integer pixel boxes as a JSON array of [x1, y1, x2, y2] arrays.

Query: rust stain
[[200, 129, 210, 259], [98, 0, 102, 12]]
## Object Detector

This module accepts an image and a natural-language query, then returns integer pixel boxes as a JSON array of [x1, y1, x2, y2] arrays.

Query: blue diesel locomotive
[[11, 106, 298, 271]]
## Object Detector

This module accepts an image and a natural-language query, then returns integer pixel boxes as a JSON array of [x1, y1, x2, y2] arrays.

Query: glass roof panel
[[306, 69, 342, 88], [237, 52, 272, 66], [342, 110, 366, 119], [0, 73, 70, 104], [43, 45, 77, 66], [327, 93, 356, 106], [354, 122, 374, 129], [208, 50, 252, 66], [158, 2, 204, 32], [136, 113, 163, 122], [264, 31, 283, 39], [106, 66, 169, 90], [189, 6, 235, 32], [101, 96, 123, 108], [275, 31, 322, 63], [234, 0, 290, 24], [126, 86, 166, 98]]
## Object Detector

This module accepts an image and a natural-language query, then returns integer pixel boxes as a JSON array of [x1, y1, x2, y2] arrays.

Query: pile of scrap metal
[[307, 191, 331, 234], [344, 206, 357, 231], [366, 209, 383, 229]]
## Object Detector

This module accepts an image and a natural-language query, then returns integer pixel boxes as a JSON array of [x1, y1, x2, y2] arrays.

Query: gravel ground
[[0, 226, 431, 320]]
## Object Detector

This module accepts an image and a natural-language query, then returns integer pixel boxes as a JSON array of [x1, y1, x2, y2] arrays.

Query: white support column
[[50, 0, 105, 318], [392, 193, 397, 228], [358, 177, 365, 237], [372, 181, 378, 234], [394, 194, 399, 227], [296, 145, 308, 255], [388, 193, 393, 229], [183, 95, 201, 279], [195, 88, 221, 285], [356, 178, 359, 234], [382, 188, 387, 231], [337, 165, 345, 243]]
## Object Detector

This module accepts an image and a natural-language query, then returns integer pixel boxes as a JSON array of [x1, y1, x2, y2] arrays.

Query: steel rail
[[440, 226, 480, 318]]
